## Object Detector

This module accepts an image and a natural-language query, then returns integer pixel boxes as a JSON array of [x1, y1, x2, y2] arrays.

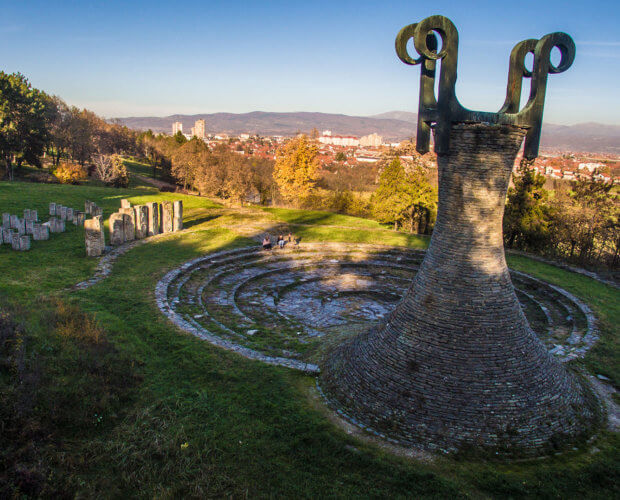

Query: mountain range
[[116, 111, 620, 153]]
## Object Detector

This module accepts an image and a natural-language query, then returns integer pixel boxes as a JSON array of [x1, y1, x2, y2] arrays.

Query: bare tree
[[94, 154, 115, 183]]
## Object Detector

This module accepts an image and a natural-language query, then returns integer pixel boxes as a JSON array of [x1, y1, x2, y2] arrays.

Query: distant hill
[[117, 111, 417, 142], [115, 111, 620, 153]]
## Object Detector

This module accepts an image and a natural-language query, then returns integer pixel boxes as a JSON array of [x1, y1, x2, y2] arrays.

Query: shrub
[[52, 162, 87, 184]]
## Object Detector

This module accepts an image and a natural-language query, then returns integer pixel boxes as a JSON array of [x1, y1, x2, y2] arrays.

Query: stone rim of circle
[[155, 242, 599, 374]]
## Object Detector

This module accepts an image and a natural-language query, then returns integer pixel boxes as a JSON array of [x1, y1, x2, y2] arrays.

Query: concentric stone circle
[[155, 242, 598, 373]]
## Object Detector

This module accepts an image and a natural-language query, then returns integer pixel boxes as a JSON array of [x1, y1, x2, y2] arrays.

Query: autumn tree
[[171, 138, 209, 190], [273, 134, 319, 204]]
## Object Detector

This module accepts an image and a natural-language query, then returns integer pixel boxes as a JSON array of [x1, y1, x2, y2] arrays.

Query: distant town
[[171, 119, 620, 184]]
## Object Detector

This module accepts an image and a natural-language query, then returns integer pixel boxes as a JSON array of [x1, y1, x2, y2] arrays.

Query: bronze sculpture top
[[395, 15, 575, 159]]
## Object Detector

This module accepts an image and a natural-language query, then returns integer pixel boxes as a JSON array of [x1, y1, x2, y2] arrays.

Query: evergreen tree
[[371, 158, 410, 230], [504, 160, 550, 250]]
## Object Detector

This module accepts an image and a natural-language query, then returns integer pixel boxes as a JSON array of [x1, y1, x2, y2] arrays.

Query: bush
[[52, 162, 87, 184]]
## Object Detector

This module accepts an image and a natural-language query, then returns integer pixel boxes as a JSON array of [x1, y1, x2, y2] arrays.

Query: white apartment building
[[172, 122, 183, 135]]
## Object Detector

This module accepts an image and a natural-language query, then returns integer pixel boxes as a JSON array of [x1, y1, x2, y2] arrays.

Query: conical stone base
[[320, 123, 596, 454]]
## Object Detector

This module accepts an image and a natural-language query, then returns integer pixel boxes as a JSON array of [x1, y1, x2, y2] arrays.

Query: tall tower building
[[193, 119, 206, 139], [172, 122, 183, 135]]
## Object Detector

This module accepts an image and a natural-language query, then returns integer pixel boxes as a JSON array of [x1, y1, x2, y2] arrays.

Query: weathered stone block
[[119, 208, 136, 241], [134, 205, 148, 239], [160, 201, 174, 233], [85, 200, 92, 215], [109, 213, 125, 246], [85, 216, 105, 257], [19, 235, 30, 251], [73, 211, 85, 227], [10, 215, 19, 229], [11, 232, 20, 250], [25, 220, 34, 235], [147, 202, 159, 236], [2, 213, 10, 228], [120, 199, 131, 209], [31, 210, 38, 222], [122, 214, 135, 241], [16, 219, 25, 235], [173, 200, 183, 231], [92, 206, 103, 217], [2, 228, 11, 244], [49, 202, 56, 216], [59, 206, 67, 221], [23, 209, 31, 220], [66, 207, 74, 221], [32, 223, 49, 241]]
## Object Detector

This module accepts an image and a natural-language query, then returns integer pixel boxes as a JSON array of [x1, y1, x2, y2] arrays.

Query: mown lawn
[[0, 181, 618, 498]]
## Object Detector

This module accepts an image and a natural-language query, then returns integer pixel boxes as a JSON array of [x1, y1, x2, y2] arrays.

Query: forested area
[[1, 71, 618, 270]]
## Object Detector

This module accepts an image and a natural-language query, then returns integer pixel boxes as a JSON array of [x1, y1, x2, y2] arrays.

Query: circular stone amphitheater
[[156, 243, 598, 375]]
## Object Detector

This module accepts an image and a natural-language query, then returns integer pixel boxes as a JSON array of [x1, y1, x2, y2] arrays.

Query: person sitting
[[277, 234, 285, 248], [287, 232, 293, 243], [262, 236, 272, 250]]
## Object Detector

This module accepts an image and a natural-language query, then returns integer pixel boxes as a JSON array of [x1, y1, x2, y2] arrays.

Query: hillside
[[0, 178, 618, 497], [116, 111, 620, 153]]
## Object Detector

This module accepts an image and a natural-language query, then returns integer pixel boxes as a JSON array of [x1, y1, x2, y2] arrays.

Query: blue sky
[[1, 0, 618, 124]]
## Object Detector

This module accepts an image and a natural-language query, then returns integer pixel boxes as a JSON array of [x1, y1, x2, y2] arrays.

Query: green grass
[[0, 180, 618, 498], [262, 206, 384, 229]]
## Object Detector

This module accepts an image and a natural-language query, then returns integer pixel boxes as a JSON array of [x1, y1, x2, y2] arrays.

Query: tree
[[371, 158, 411, 230], [503, 160, 550, 251], [403, 165, 437, 234], [171, 138, 209, 190], [0, 72, 49, 179], [335, 151, 347, 162], [273, 135, 319, 204], [174, 131, 187, 145], [93, 154, 128, 187]]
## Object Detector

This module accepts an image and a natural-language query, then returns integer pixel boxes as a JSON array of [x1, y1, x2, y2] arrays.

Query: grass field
[[0, 179, 618, 498]]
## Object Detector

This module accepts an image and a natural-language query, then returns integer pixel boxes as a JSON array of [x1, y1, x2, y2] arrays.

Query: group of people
[[262, 232, 297, 250]]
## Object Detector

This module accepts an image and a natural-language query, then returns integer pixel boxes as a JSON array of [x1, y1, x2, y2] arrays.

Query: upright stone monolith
[[119, 208, 135, 241], [19, 235, 30, 251], [49, 202, 56, 216], [109, 213, 125, 246], [85, 216, 105, 256], [173, 200, 183, 232], [160, 201, 174, 233], [134, 205, 148, 239], [2, 213, 11, 228], [10, 232, 20, 251], [320, 16, 595, 455], [147, 202, 159, 236], [120, 199, 131, 209]]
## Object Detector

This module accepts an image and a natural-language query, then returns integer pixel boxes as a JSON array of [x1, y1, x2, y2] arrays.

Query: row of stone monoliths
[[84, 199, 183, 257]]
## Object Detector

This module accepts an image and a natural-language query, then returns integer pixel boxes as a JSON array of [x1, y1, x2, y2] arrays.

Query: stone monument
[[320, 15, 596, 454], [160, 201, 174, 233], [147, 202, 159, 236], [85, 216, 105, 256], [134, 205, 149, 239], [173, 201, 183, 232]]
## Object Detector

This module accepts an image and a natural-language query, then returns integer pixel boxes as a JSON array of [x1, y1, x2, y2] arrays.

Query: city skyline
[[1, 0, 619, 125]]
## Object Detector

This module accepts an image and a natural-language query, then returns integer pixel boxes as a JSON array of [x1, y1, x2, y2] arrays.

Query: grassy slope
[[0, 180, 618, 498]]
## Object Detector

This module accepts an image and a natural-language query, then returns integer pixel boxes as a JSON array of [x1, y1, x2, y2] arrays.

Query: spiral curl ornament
[[395, 15, 575, 159]]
